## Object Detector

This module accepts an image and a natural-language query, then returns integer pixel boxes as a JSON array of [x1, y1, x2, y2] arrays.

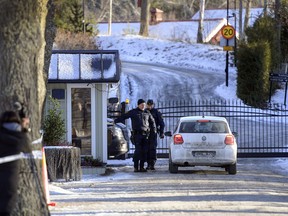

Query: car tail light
[[197, 119, 210, 122], [173, 134, 184, 144], [225, 134, 235, 145]]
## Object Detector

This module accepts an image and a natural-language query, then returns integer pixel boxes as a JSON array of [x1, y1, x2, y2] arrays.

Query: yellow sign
[[221, 25, 236, 40], [223, 46, 234, 51]]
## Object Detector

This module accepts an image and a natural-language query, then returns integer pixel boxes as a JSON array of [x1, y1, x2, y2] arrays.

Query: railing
[[130, 100, 288, 158]]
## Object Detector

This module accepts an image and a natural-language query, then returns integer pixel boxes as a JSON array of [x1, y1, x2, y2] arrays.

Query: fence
[[129, 100, 288, 158]]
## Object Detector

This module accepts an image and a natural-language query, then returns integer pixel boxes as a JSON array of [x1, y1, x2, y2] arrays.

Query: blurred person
[[114, 99, 156, 172], [0, 110, 32, 215], [145, 99, 165, 170]]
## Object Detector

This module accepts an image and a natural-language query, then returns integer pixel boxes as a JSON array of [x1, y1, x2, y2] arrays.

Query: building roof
[[150, 8, 163, 13], [48, 50, 121, 83]]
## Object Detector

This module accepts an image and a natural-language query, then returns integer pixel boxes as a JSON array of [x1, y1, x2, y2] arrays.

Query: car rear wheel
[[169, 159, 178, 174], [226, 163, 237, 175]]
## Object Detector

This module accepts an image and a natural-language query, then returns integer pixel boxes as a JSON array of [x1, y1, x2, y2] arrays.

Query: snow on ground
[[96, 35, 285, 104]]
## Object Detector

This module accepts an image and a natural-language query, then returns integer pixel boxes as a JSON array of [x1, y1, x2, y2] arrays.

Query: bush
[[245, 16, 280, 68], [43, 96, 66, 146], [81, 156, 104, 167], [237, 41, 272, 107], [54, 29, 98, 50]]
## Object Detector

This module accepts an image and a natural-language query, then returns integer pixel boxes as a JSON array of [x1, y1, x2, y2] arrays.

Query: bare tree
[[244, 0, 251, 33], [275, 0, 281, 62], [263, 0, 268, 16], [197, 0, 205, 43], [94, 0, 110, 22], [139, 0, 150, 36], [238, 0, 252, 40], [0, 0, 51, 214], [239, 0, 244, 40]]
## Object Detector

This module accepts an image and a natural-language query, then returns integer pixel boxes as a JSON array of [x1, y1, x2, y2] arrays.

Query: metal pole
[[83, 0, 85, 33], [108, 0, 112, 35], [225, 0, 229, 86], [285, 82, 287, 106], [269, 81, 273, 103], [234, 0, 237, 65]]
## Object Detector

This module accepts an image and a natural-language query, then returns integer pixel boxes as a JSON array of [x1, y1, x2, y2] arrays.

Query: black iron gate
[[129, 100, 288, 158]]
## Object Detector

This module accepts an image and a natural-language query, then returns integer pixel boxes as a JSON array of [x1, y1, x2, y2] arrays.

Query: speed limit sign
[[221, 25, 236, 40]]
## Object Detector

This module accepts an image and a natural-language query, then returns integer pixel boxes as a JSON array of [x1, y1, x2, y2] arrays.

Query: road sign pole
[[225, 51, 229, 86], [269, 81, 273, 103], [285, 82, 288, 106], [222, 0, 235, 88]]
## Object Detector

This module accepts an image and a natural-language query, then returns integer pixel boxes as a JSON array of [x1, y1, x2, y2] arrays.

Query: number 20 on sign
[[221, 25, 236, 40]]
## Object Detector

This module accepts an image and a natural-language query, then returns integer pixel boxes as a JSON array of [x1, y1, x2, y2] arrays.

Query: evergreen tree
[[43, 96, 66, 146], [54, 0, 93, 33]]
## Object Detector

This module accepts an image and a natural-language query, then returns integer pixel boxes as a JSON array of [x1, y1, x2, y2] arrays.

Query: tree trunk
[[197, 0, 205, 43], [0, 0, 48, 140], [244, 0, 251, 35], [239, 0, 243, 40], [42, 0, 56, 120], [263, 0, 268, 16], [12, 157, 50, 216], [0, 1, 50, 215], [44, 0, 56, 82], [275, 0, 281, 64], [45, 147, 82, 182], [139, 0, 150, 37]]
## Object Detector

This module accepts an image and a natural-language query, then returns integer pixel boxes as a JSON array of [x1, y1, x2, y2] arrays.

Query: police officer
[[146, 99, 165, 170], [114, 99, 156, 172]]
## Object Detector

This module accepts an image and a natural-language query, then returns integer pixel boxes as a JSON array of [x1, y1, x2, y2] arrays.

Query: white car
[[165, 116, 237, 174]]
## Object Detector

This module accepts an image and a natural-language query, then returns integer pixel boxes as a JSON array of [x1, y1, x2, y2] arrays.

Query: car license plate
[[192, 151, 216, 157]]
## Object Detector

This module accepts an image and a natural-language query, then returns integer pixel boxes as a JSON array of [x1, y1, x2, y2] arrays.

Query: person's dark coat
[[115, 107, 156, 165], [0, 124, 31, 215], [149, 108, 165, 136], [115, 107, 156, 134]]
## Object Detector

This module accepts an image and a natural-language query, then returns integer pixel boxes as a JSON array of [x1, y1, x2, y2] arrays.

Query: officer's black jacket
[[114, 107, 156, 133], [149, 108, 165, 134]]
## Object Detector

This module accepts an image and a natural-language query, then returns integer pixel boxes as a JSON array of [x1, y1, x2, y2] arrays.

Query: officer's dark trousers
[[147, 134, 157, 166], [133, 133, 148, 169]]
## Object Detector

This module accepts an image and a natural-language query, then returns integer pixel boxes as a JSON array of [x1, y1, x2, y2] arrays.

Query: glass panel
[[49, 53, 118, 81], [58, 54, 80, 79], [80, 54, 116, 79], [180, 121, 228, 133], [71, 88, 91, 155], [48, 54, 58, 79]]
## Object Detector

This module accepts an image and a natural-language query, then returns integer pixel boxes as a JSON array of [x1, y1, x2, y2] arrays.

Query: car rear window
[[179, 121, 228, 133]]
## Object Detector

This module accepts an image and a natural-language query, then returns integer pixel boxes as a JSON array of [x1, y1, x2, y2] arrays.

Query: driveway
[[120, 61, 226, 104], [49, 158, 288, 216]]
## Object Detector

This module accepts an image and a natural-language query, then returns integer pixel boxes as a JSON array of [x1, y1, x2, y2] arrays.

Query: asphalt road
[[120, 61, 227, 103], [49, 158, 288, 216]]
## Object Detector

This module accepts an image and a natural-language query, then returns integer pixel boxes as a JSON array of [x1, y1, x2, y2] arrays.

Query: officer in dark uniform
[[146, 99, 165, 170], [114, 99, 156, 172]]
